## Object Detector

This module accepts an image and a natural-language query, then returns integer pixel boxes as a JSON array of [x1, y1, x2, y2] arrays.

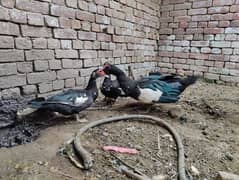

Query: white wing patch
[[138, 88, 163, 103], [74, 96, 88, 105]]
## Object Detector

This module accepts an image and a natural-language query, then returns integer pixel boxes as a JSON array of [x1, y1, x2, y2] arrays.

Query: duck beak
[[97, 69, 106, 76]]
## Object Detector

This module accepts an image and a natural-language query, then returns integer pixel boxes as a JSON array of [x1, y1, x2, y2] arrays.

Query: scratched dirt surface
[[0, 80, 239, 180]]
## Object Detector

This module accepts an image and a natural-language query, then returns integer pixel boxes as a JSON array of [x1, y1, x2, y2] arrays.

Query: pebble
[[225, 152, 233, 161], [102, 132, 109, 137]]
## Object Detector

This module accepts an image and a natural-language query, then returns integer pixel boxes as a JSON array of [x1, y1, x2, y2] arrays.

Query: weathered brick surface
[[27, 71, 56, 84], [158, 0, 239, 83], [0, 75, 26, 89], [57, 69, 79, 79], [27, 13, 44, 26], [54, 29, 77, 39], [0, 21, 20, 36], [0, 36, 14, 48], [45, 16, 59, 27], [0, 50, 24, 62], [50, 4, 75, 18], [78, 31, 96, 40], [0, 63, 17, 76], [21, 25, 52, 37], [1, 0, 238, 96], [26, 50, 54, 61], [16, 0, 49, 14], [15, 37, 32, 49], [55, 50, 78, 58]]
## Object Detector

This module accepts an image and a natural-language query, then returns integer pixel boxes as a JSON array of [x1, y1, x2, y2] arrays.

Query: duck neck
[[86, 77, 98, 96]]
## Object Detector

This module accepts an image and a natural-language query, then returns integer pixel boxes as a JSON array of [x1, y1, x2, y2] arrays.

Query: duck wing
[[28, 89, 95, 114], [137, 79, 181, 103]]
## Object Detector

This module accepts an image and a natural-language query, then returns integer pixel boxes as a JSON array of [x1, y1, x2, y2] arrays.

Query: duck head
[[91, 68, 105, 79], [98, 62, 125, 77]]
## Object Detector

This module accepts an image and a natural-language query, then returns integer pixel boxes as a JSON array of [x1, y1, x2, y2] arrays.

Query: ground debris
[[216, 171, 239, 180]]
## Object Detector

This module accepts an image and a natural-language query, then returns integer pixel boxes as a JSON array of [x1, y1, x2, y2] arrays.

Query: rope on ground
[[64, 114, 188, 180]]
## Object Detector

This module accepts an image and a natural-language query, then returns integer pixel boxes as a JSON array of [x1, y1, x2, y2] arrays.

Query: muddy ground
[[0, 80, 238, 180]]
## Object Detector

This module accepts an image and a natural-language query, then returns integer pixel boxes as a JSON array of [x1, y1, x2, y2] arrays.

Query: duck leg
[[75, 113, 88, 123]]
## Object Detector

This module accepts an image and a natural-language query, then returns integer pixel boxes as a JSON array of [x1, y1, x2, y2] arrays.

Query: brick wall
[[159, 0, 239, 85], [0, 0, 160, 98]]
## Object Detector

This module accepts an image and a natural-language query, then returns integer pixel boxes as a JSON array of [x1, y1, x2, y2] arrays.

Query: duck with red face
[[98, 62, 199, 104], [17, 69, 104, 121]]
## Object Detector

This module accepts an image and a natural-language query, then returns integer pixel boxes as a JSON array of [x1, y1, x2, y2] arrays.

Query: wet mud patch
[[0, 97, 69, 148]]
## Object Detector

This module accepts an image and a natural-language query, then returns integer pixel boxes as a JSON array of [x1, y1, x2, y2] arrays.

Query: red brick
[[179, 21, 188, 28], [186, 28, 203, 34], [211, 13, 233, 21], [204, 28, 224, 34], [190, 53, 209, 60], [208, 6, 229, 14], [174, 3, 192, 10], [188, 8, 207, 15], [233, 13, 239, 20], [109, 1, 122, 10], [59, 17, 72, 28], [95, 0, 109, 7], [50, 4, 75, 18], [208, 21, 219, 27], [76, 11, 95, 22], [192, 0, 212, 8], [219, 21, 230, 27], [230, 5, 239, 13], [98, 50, 112, 58], [213, 0, 234, 6], [159, 17, 174, 23], [97, 33, 111, 41], [159, 51, 173, 57], [173, 52, 189, 58], [78, 31, 96, 40], [72, 19, 81, 29], [198, 21, 207, 28], [173, 28, 185, 35], [113, 35, 125, 42], [209, 54, 225, 61], [231, 20, 239, 27], [16, 0, 49, 14], [192, 15, 211, 21], [225, 62, 236, 69], [170, 10, 187, 16], [191, 41, 209, 47], [96, 14, 110, 24], [174, 16, 191, 22], [159, 28, 173, 34], [188, 22, 198, 28]]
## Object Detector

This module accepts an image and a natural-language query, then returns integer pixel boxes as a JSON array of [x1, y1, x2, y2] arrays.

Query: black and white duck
[[98, 62, 199, 104], [17, 69, 104, 121], [100, 75, 126, 104]]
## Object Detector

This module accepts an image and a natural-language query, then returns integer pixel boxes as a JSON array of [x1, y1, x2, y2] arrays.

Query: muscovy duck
[[100, 75, 126, 104], [17, 69, 104, 121], [98, 62, 199, 104]]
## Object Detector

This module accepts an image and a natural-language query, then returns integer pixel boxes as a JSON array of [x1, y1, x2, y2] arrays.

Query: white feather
[[138, 88, 162, 103], [74, 96, 88, 105]]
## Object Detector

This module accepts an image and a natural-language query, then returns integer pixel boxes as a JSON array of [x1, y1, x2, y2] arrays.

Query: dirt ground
[[0, 80, 238, 180]]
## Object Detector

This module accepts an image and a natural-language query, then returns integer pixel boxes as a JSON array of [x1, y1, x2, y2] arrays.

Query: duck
[[17, 69, 104, 121], [98, 62, 199, 104], [100, 75, 126, 104]]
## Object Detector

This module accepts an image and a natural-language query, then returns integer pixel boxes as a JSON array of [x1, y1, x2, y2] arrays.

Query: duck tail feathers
[[180, 76, 199, 91]]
